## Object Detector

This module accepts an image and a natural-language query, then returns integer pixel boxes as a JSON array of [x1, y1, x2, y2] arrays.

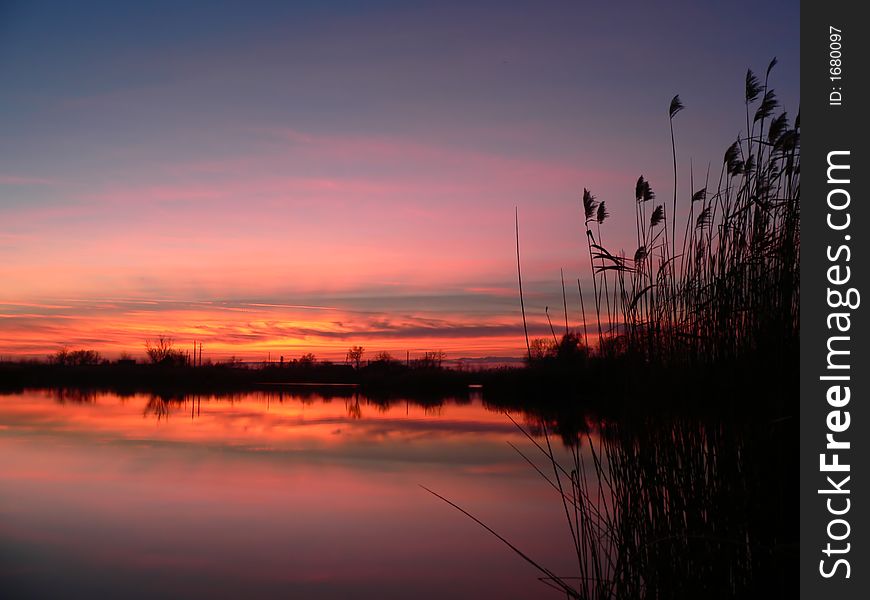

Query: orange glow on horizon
[[0, 297, 577, 361]]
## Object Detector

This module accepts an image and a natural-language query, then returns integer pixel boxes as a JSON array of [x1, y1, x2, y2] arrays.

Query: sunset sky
[[0, 0, 799, 360]]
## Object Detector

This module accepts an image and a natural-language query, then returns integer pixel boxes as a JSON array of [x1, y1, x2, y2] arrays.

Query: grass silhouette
[[426, 61, 799, 598]]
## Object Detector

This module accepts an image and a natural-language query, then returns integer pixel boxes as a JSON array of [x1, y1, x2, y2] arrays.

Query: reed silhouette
[[567, 59, 799, 369], [486, 412, 796, 599], [428, 62, 799, 599]]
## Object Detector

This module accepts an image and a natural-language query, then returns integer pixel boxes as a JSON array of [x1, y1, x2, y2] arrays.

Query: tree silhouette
[[298, 352, 316, 366], [145, 336, 188, 366], [418, 350, 446, 368], [346, 346, 365, 369], [50, 348, 102, 366]]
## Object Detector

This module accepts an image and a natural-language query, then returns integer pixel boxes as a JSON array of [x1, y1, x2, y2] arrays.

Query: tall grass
[[425, 63, 799, 599], [581, 59, 799, 366]]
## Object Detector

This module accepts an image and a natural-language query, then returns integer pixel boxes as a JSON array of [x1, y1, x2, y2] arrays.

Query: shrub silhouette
[[145, 336, 188, 366], [51, 348, 103, 366]]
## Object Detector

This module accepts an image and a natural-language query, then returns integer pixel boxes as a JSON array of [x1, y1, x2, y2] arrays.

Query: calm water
[[0, 389, 578, 599]]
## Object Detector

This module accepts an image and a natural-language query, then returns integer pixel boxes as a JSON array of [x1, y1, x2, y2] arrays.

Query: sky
[[0, 0, 799, 361]]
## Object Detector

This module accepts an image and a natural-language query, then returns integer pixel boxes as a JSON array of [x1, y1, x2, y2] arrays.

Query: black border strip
[[801, 2, 867, 596]]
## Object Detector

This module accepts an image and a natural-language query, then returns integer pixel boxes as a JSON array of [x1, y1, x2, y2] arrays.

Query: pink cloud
[[0, 128, 635, 360]]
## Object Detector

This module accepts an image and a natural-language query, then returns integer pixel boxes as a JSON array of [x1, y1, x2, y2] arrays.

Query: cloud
[[0, 294, 563, 359]]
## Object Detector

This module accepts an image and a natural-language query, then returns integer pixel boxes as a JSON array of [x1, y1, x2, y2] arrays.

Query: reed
[[426, 62, 799, 599], [578, 59, 798, 367]]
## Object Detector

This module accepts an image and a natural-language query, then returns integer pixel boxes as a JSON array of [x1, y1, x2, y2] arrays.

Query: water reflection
[[50, 387, 98, 405], [0, 389, 576, 600], [522, 415, 797, 598], [0, 390, 794, 598]]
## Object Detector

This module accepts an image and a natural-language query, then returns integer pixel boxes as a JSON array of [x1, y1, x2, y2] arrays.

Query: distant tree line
[[41, 337, 450, 371], [50, 348, 104, 366]]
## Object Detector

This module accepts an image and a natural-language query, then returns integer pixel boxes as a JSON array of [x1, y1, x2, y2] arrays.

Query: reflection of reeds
[[430, 413, 795, 598], [421, 481, 583, 599], [552, 416, 792, 598]]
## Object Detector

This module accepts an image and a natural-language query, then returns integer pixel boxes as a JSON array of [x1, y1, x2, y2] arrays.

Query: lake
[[0, 389, 579, 599]]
